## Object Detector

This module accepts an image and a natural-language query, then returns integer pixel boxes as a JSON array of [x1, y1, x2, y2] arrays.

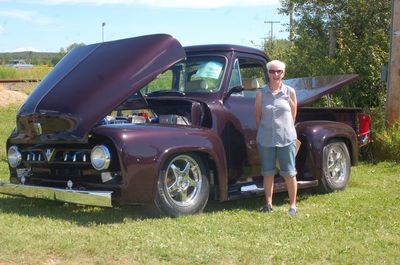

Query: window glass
[[238, 58, 266, 98], [228, 59, 241, 89], [141, 56, 226, 95]]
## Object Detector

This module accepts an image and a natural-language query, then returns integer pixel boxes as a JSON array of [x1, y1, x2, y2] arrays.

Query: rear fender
[[296, 121, 358, 179]]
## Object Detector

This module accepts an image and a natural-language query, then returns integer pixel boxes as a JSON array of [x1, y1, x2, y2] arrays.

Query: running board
[[227, 179, 319, 201]]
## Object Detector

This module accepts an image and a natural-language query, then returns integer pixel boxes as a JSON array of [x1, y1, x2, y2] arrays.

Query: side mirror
[[224, 85, 244, 99]]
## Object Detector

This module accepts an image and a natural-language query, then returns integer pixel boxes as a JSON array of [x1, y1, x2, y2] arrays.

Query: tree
[[386, 0, 400, 127], [52, 42, 86, 66], [278, 0, 391, 111], [263, 39, 292, 61]]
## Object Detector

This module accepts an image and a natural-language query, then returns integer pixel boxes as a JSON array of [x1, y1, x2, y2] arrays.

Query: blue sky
[[0, 0, 289, 52]]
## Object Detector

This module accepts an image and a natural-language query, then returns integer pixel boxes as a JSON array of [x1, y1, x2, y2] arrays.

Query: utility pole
[[102, 22, 106, 42], [264, 21, 280, 42], [289, 1, 294, 42], [385, 0, 400, 127]]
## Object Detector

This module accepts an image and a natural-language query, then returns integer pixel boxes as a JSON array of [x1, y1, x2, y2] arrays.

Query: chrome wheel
[[326, 146, 348, 183], [321, 141, 351, 192], [154, 153, 209, 217], [164, 154, 203, 207]]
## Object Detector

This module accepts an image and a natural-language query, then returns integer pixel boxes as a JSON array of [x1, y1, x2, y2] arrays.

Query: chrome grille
[[61, 151, 88, 162], [22, 148, 92, 165], [26, 151, 44, 162]]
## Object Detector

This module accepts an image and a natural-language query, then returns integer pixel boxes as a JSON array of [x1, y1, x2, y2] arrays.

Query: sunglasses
[[268, 69, 283, 74]]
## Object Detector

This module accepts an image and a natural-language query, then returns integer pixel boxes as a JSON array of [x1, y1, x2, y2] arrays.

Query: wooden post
[[386, 0, 400, 126]]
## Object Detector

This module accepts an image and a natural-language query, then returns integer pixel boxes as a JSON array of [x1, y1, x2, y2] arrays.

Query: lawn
[[0, 105, 399, 264]]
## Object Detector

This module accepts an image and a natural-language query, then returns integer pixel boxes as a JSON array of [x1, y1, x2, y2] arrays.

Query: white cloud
[[0, 9, 57, 26], [0, 9, 34, 21], [37, 0, 280, 8], [0, 25, 4, 34]]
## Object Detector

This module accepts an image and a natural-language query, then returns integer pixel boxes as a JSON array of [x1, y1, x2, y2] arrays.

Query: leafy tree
[[277, 0, 391, 110], [52, 42, 86, 65], [65, 43, 86, 53], [263, 39, 292, 62]]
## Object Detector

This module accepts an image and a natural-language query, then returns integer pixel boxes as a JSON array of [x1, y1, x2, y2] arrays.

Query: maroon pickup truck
[[0, 34, 371, 217]]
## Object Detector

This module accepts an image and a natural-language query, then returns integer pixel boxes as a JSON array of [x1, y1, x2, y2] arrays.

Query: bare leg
[[284, 176, 297, 208], [263, 175, 274, 207]]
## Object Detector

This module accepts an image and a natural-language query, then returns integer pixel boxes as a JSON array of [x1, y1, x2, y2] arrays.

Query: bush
[[373, 123, 400, 162]]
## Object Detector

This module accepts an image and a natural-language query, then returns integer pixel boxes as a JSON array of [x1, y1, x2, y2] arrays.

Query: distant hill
[[0, 51, 62, 66]]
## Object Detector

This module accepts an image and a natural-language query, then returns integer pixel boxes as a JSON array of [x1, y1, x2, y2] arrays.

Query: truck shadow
[[0, 196, 152, 224], [0, 188, 320, 224]]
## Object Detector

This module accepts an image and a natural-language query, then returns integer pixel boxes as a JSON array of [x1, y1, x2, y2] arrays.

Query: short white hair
[[267, 60, 286, 71]]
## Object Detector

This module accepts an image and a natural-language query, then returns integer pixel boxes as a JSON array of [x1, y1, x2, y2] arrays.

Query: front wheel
[[320, 141, 351, 192], [154, 153, 209, 217]]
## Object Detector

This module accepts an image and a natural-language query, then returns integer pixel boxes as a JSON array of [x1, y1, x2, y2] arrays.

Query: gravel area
[[0, 84, 28, 107]]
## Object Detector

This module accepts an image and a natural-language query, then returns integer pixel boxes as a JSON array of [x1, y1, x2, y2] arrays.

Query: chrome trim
[[91, 145, 111, 170], [45, 148, 55, 162], [8, 145, 22, 168], [33, 122, 42, 135], [0, 182, 112, 207]]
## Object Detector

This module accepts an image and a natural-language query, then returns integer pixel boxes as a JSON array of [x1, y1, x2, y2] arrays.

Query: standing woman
[[255, 60, 298, 216]]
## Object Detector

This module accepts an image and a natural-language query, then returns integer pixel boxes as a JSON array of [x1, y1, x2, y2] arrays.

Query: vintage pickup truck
[[0, 34, 371, 216]]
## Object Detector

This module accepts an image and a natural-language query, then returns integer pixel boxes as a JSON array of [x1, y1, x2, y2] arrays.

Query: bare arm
[[255, 90, 262, 128], [289, 88, 297, 122]]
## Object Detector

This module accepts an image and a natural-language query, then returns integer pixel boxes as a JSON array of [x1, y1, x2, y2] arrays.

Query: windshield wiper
[[146, 90, 185, 96]]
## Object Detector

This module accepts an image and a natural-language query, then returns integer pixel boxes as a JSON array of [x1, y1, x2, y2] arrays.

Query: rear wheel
[[154, 153, 209, 217], [320, 141, 351, 192]]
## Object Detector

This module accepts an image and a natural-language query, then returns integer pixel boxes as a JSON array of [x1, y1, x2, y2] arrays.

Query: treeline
[[0, 51, 63, 66], [0, 43, 86, 66]]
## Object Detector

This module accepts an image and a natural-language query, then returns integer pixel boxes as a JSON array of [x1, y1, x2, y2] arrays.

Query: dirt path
[[0, 84, 28, 107]]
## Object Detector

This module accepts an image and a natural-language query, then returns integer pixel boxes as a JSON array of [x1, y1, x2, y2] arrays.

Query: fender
[[295, 120, 358, 179], [92, 124, 228, 204]]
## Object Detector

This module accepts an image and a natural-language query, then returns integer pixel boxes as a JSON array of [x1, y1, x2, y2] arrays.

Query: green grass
[[0, 106, 399, 264], [0, 162, 399, 264], [0, 65, 51, 80], [0, 105, 18, 161]]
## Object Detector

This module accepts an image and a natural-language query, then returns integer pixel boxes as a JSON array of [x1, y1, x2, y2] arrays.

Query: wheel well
[[193, 152, 219, 199], [196, 152, 217, 182]]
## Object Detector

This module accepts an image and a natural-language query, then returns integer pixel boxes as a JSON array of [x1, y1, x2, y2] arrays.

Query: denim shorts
[[258, 141, 297, 177]]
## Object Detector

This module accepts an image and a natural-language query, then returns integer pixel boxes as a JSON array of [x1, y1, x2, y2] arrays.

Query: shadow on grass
[[0, 187, 321, 224], [0, 195, 154, 224], [204, 187, 320, 214]]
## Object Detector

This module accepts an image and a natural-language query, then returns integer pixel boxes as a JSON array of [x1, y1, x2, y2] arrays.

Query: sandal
[[288, 207, 297, 217], [259, 205, 273, 213]]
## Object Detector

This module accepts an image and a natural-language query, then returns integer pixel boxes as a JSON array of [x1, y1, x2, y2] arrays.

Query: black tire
[[154, 153, 209, 217], [320, 141, 351, 192]]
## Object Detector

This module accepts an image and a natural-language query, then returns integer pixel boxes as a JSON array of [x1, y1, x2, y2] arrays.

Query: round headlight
[[8, 145, 22, 168], [90, 145, 111, 170]]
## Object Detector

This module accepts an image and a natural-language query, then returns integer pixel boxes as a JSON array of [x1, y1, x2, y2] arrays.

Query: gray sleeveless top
[[256, 83, 297, 147]]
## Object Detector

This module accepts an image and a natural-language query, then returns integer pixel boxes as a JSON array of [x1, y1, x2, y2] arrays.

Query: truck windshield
[[141, 55, 226, 95]]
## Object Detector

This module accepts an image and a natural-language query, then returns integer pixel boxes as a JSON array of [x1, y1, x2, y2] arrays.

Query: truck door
[[223, 56, 267, 180]]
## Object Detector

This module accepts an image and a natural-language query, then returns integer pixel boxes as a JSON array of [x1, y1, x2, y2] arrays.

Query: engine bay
[[100, 98, 210, 127]]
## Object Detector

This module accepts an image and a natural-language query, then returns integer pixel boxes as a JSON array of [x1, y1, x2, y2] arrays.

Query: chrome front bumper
[[0, 182, 113, 207]]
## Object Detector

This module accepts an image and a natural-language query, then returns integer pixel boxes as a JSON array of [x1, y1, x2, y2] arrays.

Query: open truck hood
[[283, 74, 359, 107], [16, 34, 186, 141]]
